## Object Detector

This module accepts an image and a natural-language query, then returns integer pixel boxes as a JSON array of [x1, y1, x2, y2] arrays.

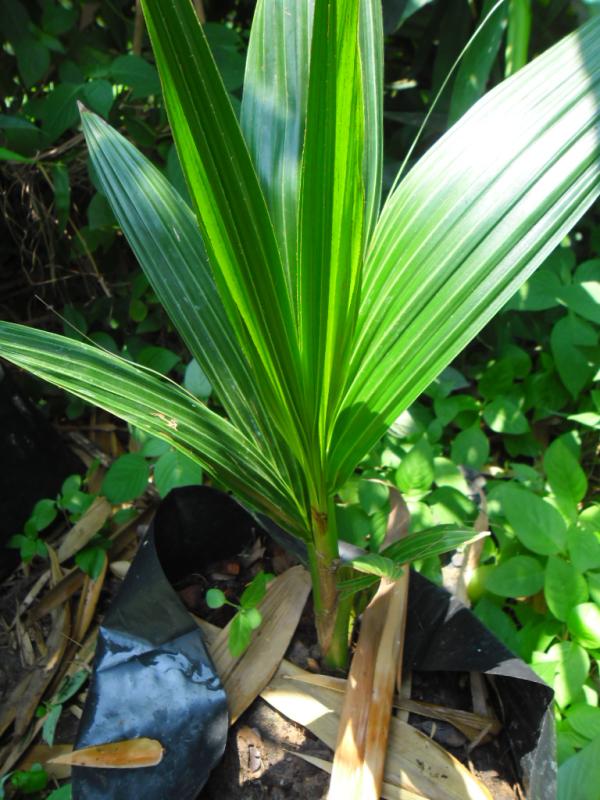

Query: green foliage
[[0, 0, 242, 428], [0, 3, 597, 785], [9, 427, 204, 577], [101, 453, 150, 504], [485, 555, 545, 597], [46, 787, 72, 800], [0, 763, 47, 798], [442, 234, 600, 781], [205, 571, 273, 658], [75, 539, 109, 579], [38, 670, 89, 747], [558, 734, 600, 800], [153, 449, 201, 498], [7, 472, 95, 563], [448, 0, 508, 123]]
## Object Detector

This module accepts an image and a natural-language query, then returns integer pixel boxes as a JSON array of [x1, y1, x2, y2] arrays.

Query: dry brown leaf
[[284, 673, 500, 742], [0, 549, 72, 774], [73, 553, 108, 643], [28, 508, 151, 626], [199, 565, 490, 800], [19, 571, 51, 615], [329, 575, 409, 800], [397, 671, 412, 724], [57, 497, 112, 563], [27, 567, 85, 624], [14, 613, 70, 737], [49, 737, 164, 768], [0, 673, 35, 741], [15, 614, 36, 666], [329, 489, 410, 800], [399, 697, 500, 743], [0, 721, 40, 778]]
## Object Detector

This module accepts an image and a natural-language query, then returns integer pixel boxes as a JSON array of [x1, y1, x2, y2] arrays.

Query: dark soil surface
[[201, 700, 331, 800]]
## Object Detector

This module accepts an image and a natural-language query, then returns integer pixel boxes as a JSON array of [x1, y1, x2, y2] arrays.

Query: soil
[[201, 700, 331, 800]]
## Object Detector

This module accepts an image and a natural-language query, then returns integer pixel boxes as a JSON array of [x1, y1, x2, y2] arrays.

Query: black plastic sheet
[[405, 571, 556, 800], [72, 487, 258, 800], [74, 486, 555, 800]]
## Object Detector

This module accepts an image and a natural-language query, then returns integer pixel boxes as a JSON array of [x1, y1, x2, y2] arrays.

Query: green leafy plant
[[359, 226, 598, 794], [0, 763, 47, 798], [206, 571, 274, 657], [469, 439, 600, 794], [36, 670, 89, 747], [8, 498, 54, 562], [8, 472, 95, 564], [45, 787, 71, 800], [412, 232, 600, 797], [1, 0, 600, 666]]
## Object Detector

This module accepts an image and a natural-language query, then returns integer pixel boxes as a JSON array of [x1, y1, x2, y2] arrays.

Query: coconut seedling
[[1, 0, 600, 667]]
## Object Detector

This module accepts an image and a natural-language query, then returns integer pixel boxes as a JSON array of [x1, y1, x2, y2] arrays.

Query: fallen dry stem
[[283, 672, 501, 742], [328, 571, 410, 800]]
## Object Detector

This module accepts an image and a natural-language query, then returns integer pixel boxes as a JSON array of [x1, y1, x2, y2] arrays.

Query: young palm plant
[[1, 0, 600, 666]]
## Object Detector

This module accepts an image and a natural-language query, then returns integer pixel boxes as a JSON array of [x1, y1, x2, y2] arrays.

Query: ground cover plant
[[1, 0, 600, 674]]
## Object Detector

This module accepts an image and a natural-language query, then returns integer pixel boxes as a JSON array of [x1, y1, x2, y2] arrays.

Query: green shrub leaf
[[502, 486, 568, 555], [483, 395, 529, 434], [568, 520, 600, 573], [551, 314, 598, 398], [567, 603, 600, 650], [544, 436, 588, 509], [102, 453, 150, 503], [395, 439, 434, 494], [532, 641, 589, 708], [184, 359, 212, 400], [206, 588, 226, 609], [451, 426, 489, 470], [544, 556, 588, 622], [153, 450, 202, 498], [485, 555, 544, 598]]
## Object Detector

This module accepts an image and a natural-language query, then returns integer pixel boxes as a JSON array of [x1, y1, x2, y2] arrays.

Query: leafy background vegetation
[[1, 0, 599, 797]]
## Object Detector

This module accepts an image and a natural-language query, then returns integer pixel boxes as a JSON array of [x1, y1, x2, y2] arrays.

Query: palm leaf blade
[[240, 0, 313, 287], [141, 0, 304, 448], [359, 0, 384, 242], [330, 17, 600, 486], [0, 323, 303, 532], [297, 0, 365, 460], [80, 110, 307, 506], [240, 0, 383, 285], [81, 110, 258, 441]]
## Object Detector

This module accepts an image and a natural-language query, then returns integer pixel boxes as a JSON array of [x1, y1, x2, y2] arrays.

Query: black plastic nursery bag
[[72, 487, 258, 800]]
